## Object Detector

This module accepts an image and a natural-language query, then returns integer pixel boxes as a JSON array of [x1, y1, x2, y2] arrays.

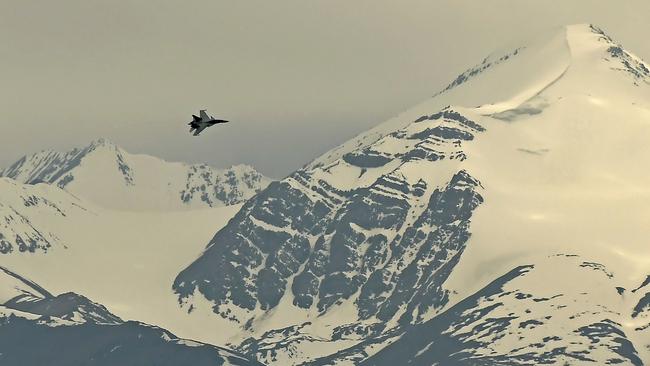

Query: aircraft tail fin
[[192, 115, 201, 122]]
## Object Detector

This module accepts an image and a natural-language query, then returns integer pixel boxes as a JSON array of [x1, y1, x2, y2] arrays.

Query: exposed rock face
[[181, 164, 268, 207], [174, 106, 487, 363]]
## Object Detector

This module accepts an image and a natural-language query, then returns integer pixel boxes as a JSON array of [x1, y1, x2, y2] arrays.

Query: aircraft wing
[[199, 110, 210, 121], [193, 126, 207, 136]]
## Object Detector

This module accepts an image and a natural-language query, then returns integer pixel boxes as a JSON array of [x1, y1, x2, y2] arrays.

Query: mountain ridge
[[1, 138, 271, 211]]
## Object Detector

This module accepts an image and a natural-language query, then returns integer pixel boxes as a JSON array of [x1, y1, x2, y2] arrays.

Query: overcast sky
[[2, 0, 649, 178]]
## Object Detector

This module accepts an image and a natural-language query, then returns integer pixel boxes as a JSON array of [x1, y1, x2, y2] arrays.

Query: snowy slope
[[361, 257, 649, 366], [0, 177, 89, 254], [172, 24, 650, 365], [0, 266, 265, 366], [1, 138, 271, 211], [0, 177, 247, 345]]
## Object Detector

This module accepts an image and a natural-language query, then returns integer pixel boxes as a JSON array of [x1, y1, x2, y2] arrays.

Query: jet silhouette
[[188, 110, 229, 136]]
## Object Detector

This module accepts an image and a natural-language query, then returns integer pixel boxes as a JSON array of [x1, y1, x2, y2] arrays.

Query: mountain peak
[[306, 24, 649, 172], [1, 140, 271, 211], [87, 137, 118, 150]]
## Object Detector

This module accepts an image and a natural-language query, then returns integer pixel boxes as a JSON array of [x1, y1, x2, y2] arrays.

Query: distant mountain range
[[1, 138, 271, 211], [0, 142, 270, 364]]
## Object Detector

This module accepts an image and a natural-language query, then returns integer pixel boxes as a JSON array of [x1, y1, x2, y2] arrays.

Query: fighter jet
[[188, 110, 229, 136]]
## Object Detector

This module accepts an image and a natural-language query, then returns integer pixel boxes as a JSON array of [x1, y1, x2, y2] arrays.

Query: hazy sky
[[2, 1, 649, 178]]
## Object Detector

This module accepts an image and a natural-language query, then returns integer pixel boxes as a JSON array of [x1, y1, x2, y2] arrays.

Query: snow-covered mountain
[[0, 177, 89, 254], [1, 138, 271, 211], [0, 176, 247, 347], [0, 178, 261, 361], [172, 24, 650, 365], [359, 259, 650, 366], [0, 266, 265, 366]]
